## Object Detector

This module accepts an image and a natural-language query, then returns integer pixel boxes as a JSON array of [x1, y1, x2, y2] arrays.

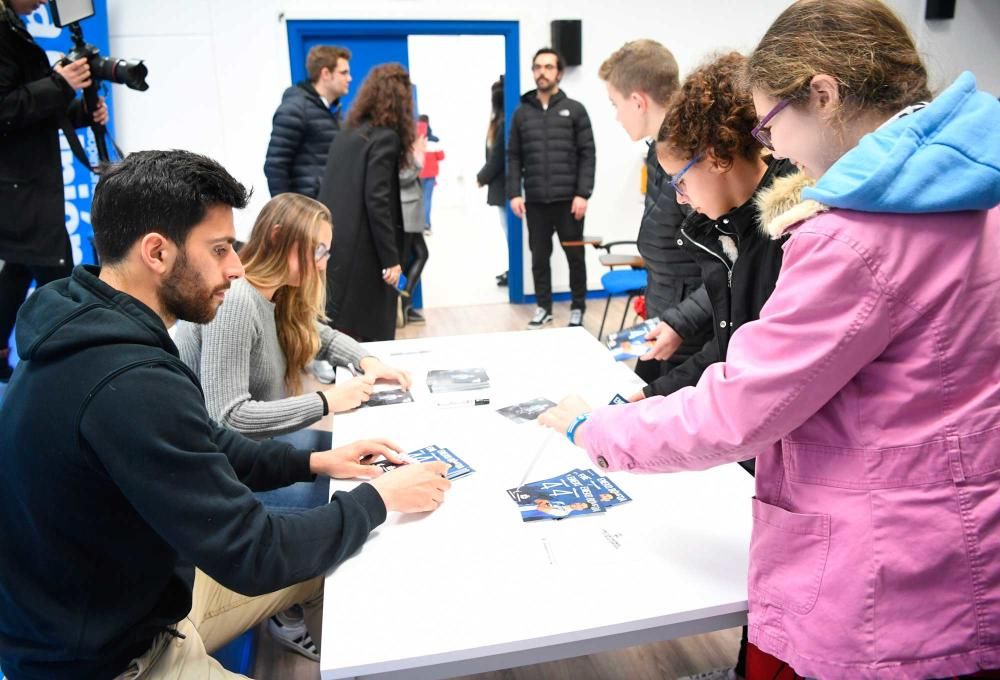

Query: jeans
[[254, 429, 331, 515], [421, 178, 436, 227]]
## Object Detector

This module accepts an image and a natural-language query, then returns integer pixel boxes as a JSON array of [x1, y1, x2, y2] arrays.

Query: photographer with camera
[[0, 0, 107, 381]]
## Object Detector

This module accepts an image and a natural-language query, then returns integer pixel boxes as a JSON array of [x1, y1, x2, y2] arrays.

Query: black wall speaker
[[926, 0, 956, 20], [551, 19, 582, 67]]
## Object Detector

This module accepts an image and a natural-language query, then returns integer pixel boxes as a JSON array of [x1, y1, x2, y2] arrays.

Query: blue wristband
[[566, 413, 590, 445]]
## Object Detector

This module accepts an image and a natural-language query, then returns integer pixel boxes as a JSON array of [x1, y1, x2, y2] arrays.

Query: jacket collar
[[1, 3, 33, 44], [755, 170, 830, 239], [521, 88, 567, 109], [296, 79, 341, 114]]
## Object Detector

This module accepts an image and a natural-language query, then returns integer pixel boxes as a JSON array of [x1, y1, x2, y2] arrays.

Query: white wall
[[104, 0, 1000, 295]]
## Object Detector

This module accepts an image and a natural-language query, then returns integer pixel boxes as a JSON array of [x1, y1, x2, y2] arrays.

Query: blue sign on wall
[[22, 0, 113, 266]]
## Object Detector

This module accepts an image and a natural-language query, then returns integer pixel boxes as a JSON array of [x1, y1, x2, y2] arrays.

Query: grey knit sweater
[[174, 277, 373, 439]]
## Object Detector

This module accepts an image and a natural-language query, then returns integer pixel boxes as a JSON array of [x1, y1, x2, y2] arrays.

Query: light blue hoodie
[[803, 72, 1000, 214]]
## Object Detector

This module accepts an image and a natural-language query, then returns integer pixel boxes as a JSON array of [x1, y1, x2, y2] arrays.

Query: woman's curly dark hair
[[658, 52, 761, 169], [346, 63, 415, 167]]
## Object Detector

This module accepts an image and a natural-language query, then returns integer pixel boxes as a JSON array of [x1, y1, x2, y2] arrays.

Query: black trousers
[[525, 200, 586, 312], [0, 251, 73, 350], [402, 232, 429, 299]]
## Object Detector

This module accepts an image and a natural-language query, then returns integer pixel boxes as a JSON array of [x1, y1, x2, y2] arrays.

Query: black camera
[[49, 0, 148, 165], [62, 36, 148, 92], [51, 0, 148, 92]]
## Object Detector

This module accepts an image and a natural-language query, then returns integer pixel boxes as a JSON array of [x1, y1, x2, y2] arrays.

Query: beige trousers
[[114, 570, 323, 680]]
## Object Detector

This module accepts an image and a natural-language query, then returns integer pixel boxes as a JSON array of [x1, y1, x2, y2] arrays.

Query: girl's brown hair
[[346, 63, 416, 167], [658, 52, 760, 169], [745, 0, 930, 115], [239, 194, 331, 395]]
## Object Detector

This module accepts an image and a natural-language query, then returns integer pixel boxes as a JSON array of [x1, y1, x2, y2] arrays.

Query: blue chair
[[590, 239, 646, 338], [211, 627, 258, 675], [599, 267, 647, 338]]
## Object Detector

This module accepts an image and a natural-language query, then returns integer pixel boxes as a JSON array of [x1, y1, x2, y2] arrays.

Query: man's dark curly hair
[[657, 52, 761, 169], [346, 63, 415, 167]]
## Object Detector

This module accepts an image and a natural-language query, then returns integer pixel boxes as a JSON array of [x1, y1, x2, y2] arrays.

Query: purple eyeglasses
[[751, 99, 790, 150], [670, 154, 701, 198], [314, 243, 331, 262]]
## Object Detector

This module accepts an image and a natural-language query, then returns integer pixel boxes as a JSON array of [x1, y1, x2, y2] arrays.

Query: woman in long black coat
[[318, 63, 415, 342]]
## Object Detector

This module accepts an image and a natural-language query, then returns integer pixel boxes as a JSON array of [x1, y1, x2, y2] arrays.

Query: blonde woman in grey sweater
[[176, 193, 411, 440], [175, 192, 413, 660]]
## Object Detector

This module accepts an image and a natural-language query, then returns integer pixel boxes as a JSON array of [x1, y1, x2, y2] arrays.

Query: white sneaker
[[267, 610, 320, 661], [527, 307, 553, 330], [568, 309, 584, 327]]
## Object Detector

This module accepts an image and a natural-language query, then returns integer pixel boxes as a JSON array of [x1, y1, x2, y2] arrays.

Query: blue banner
[[22, 0, 112, 266]]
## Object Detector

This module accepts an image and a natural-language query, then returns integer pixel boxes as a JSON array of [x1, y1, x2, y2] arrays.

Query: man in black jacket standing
[[0, 0, 108, 382], [508, 48, 596, 329], [0, 149, 450, 679], [264, 44, 351, 198]]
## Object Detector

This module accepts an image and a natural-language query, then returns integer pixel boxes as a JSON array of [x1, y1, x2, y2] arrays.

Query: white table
[[320, 327, 754, 680]]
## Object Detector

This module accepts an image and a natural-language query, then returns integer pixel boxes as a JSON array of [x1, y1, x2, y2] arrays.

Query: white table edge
[[320, 601, 748, 680]]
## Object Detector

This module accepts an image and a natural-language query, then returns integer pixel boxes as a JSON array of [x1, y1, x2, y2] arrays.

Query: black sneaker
[[496, 271, 508, 287], [527, 307, 553, 330], [405, 307, 426, 325]]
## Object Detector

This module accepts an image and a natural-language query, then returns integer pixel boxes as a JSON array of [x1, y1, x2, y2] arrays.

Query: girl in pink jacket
[[542, 1, 1000, 678]]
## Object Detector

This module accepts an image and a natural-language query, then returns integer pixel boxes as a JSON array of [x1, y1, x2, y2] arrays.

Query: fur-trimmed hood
[[755, 170, 829, 239]]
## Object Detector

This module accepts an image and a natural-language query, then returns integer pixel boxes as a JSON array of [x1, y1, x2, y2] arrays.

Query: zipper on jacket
[[680, 227, 733, 289]]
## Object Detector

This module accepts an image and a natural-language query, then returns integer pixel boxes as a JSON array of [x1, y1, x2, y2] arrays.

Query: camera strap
[[59, 118, 125, 173], [60, 118, 98, 172]]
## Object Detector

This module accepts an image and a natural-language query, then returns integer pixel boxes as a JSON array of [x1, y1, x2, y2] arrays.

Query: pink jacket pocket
[[749, 497, 831, 615]]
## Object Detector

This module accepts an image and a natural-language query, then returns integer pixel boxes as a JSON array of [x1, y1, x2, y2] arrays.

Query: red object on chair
[[633, 294, 646, 320]]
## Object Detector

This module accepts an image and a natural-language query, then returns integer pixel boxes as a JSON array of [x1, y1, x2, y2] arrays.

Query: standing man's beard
[[159, 250, 226, 324], [535, 77, 558, 93]]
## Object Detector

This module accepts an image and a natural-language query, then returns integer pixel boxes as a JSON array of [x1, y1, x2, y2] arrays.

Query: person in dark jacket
[[318, 63, 414, 341], [638, 54, 796, 411], [0, 149, 450, 680], [507, 48, 596, 329], [597, 39, 713, 385], [0, 0, 108, 381], [264, 45, 351, 199], [477, 75, 508, 286]]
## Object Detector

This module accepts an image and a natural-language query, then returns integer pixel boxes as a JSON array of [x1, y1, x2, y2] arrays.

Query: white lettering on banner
[[60, 133, 93, 264], [24, 9, 60, 39]]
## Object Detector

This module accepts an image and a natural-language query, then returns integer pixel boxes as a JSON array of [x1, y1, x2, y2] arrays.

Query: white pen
[[437, 397, 491, 409], [517, 429, 556, 490]]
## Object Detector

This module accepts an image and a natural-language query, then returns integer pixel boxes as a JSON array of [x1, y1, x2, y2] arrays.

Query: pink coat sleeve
[[582, 228, 893, 472]]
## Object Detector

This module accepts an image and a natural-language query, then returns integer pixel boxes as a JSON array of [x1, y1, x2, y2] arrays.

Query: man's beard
[[535, 77, 558, 93], [160, 251, 225, 324]]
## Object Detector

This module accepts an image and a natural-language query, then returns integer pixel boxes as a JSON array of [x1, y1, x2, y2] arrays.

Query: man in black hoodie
[[0, 150, 450, 680], [264, 45, 351, 198], [508, 48, 596, 330]]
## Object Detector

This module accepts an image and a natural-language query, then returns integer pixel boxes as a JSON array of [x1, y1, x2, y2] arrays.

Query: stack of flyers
[[362, 388, 414, 407], [373, 445, 474, 481], [507, 468, 631, 522], [425, 368, 490, 393], [495, 397, 557, 424], [606, 317, 661, 361]]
